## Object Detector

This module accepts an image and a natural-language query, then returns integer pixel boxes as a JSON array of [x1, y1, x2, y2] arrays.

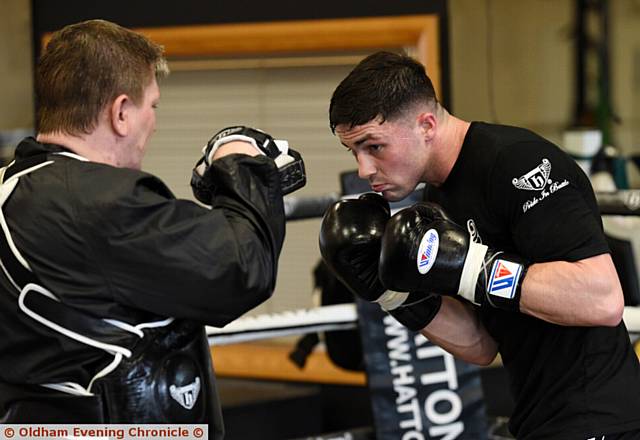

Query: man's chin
[[383, 186, 421, 202], [380, 189, 404, 202]]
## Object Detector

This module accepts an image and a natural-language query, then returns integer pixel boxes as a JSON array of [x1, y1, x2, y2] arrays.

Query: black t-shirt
[[426, 122, 640, 439]]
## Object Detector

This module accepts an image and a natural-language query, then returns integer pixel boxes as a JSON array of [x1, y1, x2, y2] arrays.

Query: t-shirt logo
[[511, 158, 570, 213], [488, 259, 523, 299], [512, 158, 551, 191]]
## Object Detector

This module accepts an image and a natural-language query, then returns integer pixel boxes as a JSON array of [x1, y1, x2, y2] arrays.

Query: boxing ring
[[207, 303, 358, 346]]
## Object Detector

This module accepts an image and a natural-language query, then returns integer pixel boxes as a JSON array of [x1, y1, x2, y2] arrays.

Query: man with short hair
[[320, 51, 640, 439], [0, 19, 302, 434]]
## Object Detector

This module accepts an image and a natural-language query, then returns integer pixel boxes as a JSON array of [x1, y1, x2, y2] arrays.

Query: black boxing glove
[[379, 202, 528, 312], [191, 126, 306, 205], [319, 193, 441, 331]]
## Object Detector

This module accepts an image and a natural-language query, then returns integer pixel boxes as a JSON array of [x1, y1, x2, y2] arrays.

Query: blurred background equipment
[[0, 128, 33, 166]]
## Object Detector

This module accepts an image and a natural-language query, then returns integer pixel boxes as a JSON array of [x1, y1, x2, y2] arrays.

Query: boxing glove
[[379, 202, 528, 312], [191, 126, 306, 205], [319, 193, 441, 331]]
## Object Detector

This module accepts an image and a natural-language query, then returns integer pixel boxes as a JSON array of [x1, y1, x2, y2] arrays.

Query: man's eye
[[369, 144, 382, 152]]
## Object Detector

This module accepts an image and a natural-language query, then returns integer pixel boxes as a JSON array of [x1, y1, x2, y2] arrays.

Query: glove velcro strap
[[205, 126, 280, 165], [200, 126, 306, 195], [191, 157, 215, 206], [388, 295, 443, 332], [193, 155, 208, 177], [457, 241, 488, 305], [483, 256, 527, 312], [375, 290, 410, 311], [278, 148, 306, 194]]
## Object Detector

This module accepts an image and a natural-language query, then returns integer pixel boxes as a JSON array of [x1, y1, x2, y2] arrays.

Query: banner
[[356, 299, 488, 440]]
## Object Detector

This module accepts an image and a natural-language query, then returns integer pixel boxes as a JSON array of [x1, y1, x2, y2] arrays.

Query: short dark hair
[[36, 19, 169, 136], [329, 51, 437, 133]]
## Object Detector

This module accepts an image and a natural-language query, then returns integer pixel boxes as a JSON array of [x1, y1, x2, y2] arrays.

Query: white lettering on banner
[[393, 364, 416, 387], [396, 383, 418, 404], [430, 422, 465, 440], [386, 319, 412, 362], [403, 432, 426, 440], [417, 340, 464, 439], [382, 315, 464, 439], [425, 390, 462, 425], [416, 345, 459, 389], [385, 315, 424, 438], [398, 396, 424, 432]]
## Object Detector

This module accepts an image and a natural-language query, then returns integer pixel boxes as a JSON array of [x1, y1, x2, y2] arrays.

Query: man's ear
[[110, 94, 131, 137], [417, 111, 437, 142]]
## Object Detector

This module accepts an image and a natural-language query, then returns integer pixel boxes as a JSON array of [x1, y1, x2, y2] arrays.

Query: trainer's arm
[[421, 297, 498, 366], [519, 253, 623, 327]]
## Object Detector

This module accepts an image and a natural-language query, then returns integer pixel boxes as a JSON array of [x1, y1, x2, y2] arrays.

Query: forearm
[[420, 297, 498, 366], [114, 157, 284, 325], [519, 254, 624, 327], [209, 154, 285, 251]]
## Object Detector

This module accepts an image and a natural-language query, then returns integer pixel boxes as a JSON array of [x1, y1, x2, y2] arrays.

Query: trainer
[[320, 51, 640, 439], [0, 19, 304, 435]]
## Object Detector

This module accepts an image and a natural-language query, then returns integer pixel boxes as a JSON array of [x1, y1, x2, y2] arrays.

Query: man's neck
[[429, 114, 471, 186], [36, 129, 118, 166]]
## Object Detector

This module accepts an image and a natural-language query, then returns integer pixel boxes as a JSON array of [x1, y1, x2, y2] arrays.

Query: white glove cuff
[[375, 290, 410, 311], [205, 134, 264, 165], [205, 136, 292, 167], [457, 241, 488, 305]]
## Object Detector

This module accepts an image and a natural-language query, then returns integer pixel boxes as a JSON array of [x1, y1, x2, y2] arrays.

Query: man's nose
[[357, 155, 376, 180]]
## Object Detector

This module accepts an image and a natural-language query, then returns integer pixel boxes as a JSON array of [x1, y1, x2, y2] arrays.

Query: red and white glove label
[[487, 259, 524, 300]]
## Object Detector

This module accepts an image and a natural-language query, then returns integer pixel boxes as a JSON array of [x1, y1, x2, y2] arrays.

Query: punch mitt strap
[[203, 126, 306, 195]]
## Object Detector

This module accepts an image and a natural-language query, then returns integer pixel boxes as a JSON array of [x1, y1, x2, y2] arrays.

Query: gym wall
[[0, 0, 33, 131]]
